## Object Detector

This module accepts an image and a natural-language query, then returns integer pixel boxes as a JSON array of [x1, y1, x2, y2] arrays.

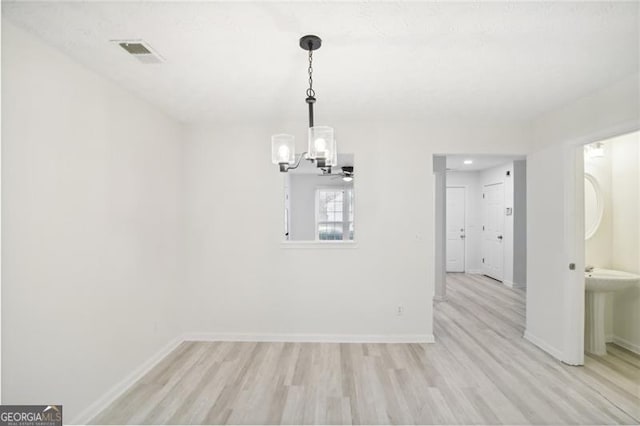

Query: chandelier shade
[[271, 134, 296, 165], [329, 141, 338, 167], [308, 126, 335, 162]]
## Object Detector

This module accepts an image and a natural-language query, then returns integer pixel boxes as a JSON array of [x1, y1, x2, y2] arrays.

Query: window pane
[[317, 188, 350, 240], [318, 222, 343, 240]]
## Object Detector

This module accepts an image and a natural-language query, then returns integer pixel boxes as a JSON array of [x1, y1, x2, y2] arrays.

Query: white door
[[527, 143, 584, 365], [483, 183, 504, 281], [446, 187, 465, 272]]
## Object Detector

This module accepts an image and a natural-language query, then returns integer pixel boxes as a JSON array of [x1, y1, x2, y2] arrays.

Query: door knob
[[460, 235, 465, 239], [497, 235, 503, 240]]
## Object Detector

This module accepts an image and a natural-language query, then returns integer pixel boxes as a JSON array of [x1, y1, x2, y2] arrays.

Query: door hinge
[[482, 258, 485, 263], [483, 194, 485, 199]]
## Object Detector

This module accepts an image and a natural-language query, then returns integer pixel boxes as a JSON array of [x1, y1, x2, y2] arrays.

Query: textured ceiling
[[2, 1, 638, 125]]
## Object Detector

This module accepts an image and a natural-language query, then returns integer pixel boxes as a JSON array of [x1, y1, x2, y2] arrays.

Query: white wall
[[183, 122, 531, 339], [527, 143, 577, 359], [1, 21, 184, 421], [610, 132, 640, 352], [513, 160, 527, 287], [530, 73, 640, 152], [433, 155, 447, 300], [611, 133, 640, 273]]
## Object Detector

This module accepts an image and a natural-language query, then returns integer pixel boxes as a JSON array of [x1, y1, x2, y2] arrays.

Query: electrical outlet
[[396, 306, 404, 316]]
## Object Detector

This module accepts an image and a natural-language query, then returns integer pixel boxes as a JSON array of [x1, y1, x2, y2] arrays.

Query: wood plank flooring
[[91, 273, 640, 425]]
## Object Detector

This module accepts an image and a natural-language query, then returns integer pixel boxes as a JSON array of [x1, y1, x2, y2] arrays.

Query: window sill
[[280, 240, 358, 249]]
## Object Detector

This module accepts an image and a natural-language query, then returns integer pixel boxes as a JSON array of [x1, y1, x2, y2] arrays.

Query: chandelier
[[271, 35, 337, 172]]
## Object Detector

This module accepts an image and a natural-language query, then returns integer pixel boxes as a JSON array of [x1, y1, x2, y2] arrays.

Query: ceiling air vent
[[113, 40, 164, 64]]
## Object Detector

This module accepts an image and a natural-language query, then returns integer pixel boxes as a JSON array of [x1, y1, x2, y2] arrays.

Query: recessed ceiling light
[[463, 159, 473, 165]]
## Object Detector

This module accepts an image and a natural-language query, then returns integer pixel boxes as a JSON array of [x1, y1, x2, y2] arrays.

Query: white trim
[[71, 336, 183, 425], [601, 334, 639, 355], [183, 332, 435, 344], [280, 240, 358, 249], [523, 329, 564, 361], [502, 280, 526, 289], [611, 335, 640, 355], [511, 281, 526, 289]]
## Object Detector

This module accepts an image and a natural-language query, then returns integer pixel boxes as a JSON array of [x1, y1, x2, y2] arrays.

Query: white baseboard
[[183, 332, 435, 344], [502, 280, 526, 290], [611, 335, 640, 355], [70, 336, 184, 425], [524, 329, 564, 361]]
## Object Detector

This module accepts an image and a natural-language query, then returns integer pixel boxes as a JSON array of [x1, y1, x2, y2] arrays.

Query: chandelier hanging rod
[[300, 35, 321, 128]]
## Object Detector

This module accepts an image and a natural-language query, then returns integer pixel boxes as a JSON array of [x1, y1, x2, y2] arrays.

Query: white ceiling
[[446, 154, 525, 171], [3, 2, 638, 125]]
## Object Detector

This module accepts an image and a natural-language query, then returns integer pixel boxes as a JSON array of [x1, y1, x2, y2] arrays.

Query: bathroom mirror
[[284, 154, 355, 241], [584, 173, 603, 240]]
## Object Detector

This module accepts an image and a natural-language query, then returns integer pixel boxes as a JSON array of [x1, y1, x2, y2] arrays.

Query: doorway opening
[[434, 154, 527, 302], [582, 131, 640, 361]]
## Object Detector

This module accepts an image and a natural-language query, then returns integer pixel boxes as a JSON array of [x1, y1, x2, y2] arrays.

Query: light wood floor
[[91, 273, 640, 425]]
